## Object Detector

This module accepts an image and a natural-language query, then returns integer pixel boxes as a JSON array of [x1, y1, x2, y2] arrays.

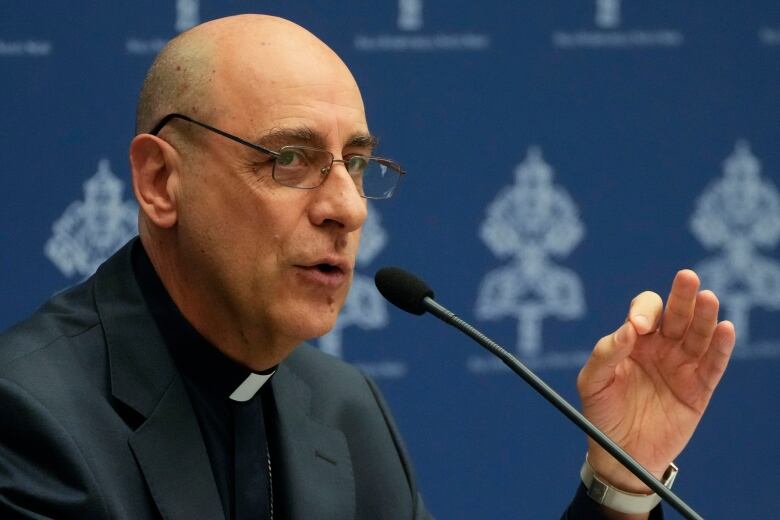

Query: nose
[[308, 160, 367, 232]]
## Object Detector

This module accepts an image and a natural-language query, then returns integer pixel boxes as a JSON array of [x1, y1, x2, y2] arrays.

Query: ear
[[130, 134, 180, 229]]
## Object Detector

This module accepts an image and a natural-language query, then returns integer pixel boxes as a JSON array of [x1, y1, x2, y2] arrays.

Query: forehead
[[209, 36, 368, 146], [255, 126, 377, 153]]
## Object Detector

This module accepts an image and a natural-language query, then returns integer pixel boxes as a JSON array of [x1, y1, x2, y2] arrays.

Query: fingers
[[577, 321, 637, 398], [628, 291, 663, 334], [680, 290, 720, 358], [696, 320, 736, 392], [660, 269, 701, 340]]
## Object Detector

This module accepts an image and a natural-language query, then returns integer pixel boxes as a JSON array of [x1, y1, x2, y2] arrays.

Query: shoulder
[[0, 278, 100, 371], [0, 239, 139, 373], [0, 275, 113, 420]]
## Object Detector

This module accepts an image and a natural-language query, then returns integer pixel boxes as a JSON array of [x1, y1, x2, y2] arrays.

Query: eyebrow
[[256, 126, 379, 152]]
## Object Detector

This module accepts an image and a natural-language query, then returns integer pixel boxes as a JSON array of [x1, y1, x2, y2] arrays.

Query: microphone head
[[374, 267, 434, 316]]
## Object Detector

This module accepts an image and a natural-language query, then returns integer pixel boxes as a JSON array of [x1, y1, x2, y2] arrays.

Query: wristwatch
[[580, 455, 678, 515]]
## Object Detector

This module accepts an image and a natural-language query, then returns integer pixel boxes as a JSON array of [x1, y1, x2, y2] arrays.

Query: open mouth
[[297, 262, 348, 287], [315, 263, 340, 274], [307, 262, 349, 276]]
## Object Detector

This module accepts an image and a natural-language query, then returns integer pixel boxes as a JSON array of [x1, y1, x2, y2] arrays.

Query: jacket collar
[[94, 240, 176, 419], [94, 239, 224, 520]]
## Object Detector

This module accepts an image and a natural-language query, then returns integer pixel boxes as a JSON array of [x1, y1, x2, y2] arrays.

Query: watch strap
[[580, 455, 678, 515]]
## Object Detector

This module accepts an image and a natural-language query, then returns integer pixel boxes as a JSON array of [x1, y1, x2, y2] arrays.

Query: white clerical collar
[[229, 370, 276, 402]]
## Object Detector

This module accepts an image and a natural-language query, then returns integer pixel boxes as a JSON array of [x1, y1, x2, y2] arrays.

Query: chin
[[284, 312, 340, 342], [270, 291, 346, 342], [310, 317, 341, 340]]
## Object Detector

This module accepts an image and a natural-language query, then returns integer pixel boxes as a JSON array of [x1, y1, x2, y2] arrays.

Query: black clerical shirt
[[132, 242, 275, 520]]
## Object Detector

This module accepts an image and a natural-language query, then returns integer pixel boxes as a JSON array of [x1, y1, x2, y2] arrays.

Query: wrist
[[580, 454, 678, 515], [586, 445, 669, 494]]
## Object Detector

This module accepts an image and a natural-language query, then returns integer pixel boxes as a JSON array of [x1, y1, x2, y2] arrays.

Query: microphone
[[375, 266, 703, 520], [374, 266, 433, 315]]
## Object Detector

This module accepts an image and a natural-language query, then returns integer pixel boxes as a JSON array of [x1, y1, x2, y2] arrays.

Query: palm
[[578, 270, 735, 486], [587, 333, 710, 464]]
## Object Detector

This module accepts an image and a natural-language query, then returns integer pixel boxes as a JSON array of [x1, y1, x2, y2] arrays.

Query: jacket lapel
[[95, 241, 224, 520], [271, 361, 356, 520], [128, 380, 225, 520]]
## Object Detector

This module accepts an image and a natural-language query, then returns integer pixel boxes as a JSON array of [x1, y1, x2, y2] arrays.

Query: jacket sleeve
[[0, 378, 110, 519]]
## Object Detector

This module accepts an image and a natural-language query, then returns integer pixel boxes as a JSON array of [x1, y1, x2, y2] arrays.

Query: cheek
[[242, 200, 308, 283], [351, 228, 363, 252]]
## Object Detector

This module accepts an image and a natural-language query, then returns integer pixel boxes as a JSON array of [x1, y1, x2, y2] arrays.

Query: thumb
[[577, 321, 637, 399]]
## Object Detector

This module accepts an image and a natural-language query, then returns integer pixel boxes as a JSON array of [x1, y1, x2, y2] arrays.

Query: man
[[0, 14, 735, 520]]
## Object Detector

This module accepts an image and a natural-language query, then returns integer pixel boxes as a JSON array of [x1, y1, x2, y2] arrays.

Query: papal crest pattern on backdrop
[[1, 2, 778, 518]]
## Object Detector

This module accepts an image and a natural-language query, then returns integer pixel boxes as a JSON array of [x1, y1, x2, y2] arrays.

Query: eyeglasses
[[149, 113, 405, 200]]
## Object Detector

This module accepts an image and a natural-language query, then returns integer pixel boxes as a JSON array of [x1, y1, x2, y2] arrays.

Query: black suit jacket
[[0, 241, 431, 519], [0, 240, 643, 519]]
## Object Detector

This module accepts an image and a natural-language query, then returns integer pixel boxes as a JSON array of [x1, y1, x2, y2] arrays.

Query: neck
[[138, 230, 295, 372]]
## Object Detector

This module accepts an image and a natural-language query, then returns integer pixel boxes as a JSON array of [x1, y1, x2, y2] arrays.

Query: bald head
[[134, 26, 212, 135], [135, 15, 362, 136]]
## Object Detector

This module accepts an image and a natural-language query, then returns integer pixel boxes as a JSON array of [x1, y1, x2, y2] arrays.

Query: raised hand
[[577, 269, 736, 494]]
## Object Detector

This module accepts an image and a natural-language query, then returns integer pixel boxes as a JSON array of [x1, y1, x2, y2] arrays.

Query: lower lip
[[295, 266, 348, 288]]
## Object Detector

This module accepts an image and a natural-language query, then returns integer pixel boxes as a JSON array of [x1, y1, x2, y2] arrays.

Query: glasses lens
[[274, 147, 332, 188], [274, 147, 401, 198], [346, 156, 369, 174], [361, 159, 401, 199]]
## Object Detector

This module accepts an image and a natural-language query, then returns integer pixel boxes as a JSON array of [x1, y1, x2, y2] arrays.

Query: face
[[170, 27, 370, 358]]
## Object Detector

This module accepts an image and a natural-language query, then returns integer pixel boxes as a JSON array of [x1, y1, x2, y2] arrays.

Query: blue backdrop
[[2, 2, 779, 518]]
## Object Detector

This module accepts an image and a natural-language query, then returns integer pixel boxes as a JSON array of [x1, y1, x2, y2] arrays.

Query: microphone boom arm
[[422, 296, 703, 520]]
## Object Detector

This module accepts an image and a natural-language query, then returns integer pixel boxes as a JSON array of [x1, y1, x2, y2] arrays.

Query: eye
[[276, 147, 308, 169], [346, 155, 369, 174]]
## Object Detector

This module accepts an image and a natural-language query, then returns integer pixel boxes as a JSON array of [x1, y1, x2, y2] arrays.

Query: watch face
[[662, 463, 679, 488], [588, 478, 609, 503]]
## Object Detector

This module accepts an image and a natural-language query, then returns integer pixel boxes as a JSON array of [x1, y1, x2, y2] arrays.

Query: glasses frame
[[148, 113, 405, 200]]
